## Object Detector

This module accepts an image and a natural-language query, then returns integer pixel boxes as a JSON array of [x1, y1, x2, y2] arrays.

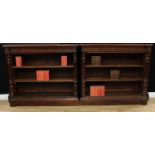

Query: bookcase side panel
[[142, 46, 152, 98], [5, 48, 16, 100]]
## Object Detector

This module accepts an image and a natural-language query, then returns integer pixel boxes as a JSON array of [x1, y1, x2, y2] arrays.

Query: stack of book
[[91, 56, 101, 65], [36, 70, 50, 81], [61, 56, 68, 67], [15, 56, 22, 67], [90, 85, 105, 96], [110, 70, 120, 79]]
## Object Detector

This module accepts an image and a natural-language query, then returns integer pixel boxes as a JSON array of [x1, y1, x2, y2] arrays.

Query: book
[[100, 86, 105, 96], [110, 70, 120, 79], [15, 56, 22, 67], [90, 85, 105, 96], [45, 70, 50, 81], [36, 70, 50, 81], [36, 71, 42, 81], [90, 86, 94, 96], [91, 56, 101, 65], [61, 56, 68, 67]]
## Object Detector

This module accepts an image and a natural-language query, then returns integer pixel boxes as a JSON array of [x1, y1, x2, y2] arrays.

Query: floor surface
[[0, 98, 155, 112]]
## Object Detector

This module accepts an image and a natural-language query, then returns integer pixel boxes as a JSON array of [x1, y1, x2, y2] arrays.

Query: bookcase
[[80, 44, 153, 105], [4, 44, 78, 106], [4, 43, 153, 106]]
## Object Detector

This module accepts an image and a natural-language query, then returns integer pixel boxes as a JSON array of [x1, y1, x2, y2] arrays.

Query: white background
[[0, 0, 155, 155], [0, 0, 155, 43]]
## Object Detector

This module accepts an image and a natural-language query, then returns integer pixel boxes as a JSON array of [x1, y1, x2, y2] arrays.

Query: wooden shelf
[[86, 78, 142, 82], [85, 51, 145, 54], [80, 95, 147, 105], [14, 79, 74, 83], [86, 64, 143, 68], [13, 65, 74, 69], [10, 96, 78, 106], [106, 89, 140, 92]]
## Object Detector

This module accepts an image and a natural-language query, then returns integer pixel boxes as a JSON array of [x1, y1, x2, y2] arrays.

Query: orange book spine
[[41, 71, 44, 81], [44, 71, 46, 81], [98, 86, 100, 96], [36, 71, 41, 81], [95, 86, 97, 96], [43, 71, 45, 81], [36, 71, 44, 81], [90, 86, 94, 96], [45, 70, 49, 81], [61, 56, 67, 67], [45, 71, 47, 81], [15, 56, 22, 67], [98, 86, 101, 96], [100, 86, 105, 96]]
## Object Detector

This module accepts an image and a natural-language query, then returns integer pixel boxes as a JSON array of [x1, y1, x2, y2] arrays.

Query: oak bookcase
[[4, 44, 153, 106], [80, 44, 152, 105], [4, 44, 78, 106]]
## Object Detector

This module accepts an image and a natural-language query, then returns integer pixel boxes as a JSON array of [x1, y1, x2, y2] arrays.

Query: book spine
[[43, 71, 46, 81], [101, 86, 105, 96], [36, 71, 43, 81], [90, 86, 106, 96], [111, 70, 120, 79], [41, 71, 44, 81], [99, 86, 101, 96], [36, 71, 41, 81], [61, 56, 67, 67], [15, 56, 22, 67], [95, 86, 97, 96], [90, 86, 94, 96], [91, 56, 101, 65], [45, 70, 49, 81]]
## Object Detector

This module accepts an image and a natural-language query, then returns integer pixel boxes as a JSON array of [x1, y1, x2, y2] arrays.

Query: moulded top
[[3, 43, 153, 48], [80, 43, 153, 47], [3, 43, 79, 48]]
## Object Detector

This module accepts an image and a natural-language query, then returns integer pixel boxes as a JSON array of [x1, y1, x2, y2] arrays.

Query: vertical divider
[[142, 46, 152, 98], [5, 48, 16, 100], [73, 51, 77, 97], [81, 50, 86, 97]]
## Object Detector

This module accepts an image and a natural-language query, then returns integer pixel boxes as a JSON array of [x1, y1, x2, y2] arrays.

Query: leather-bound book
[[61, 56, 68, 67], [45, 70, 50, 81], [110, 70, 120, 79], [15, 56, 22, 67], [91, 56, 101, 65], [90, 85, 105, 96]]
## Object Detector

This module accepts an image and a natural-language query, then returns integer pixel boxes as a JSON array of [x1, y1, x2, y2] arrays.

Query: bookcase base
[[80, 96, 148, 105], [9, 96, 78, 106]]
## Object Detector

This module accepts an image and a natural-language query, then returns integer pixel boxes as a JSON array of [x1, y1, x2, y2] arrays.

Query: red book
[[36, 71, 41, 81], [45, 71, 47, 81], [15, 56, 22, 67], [98, 86, 101, 96], [42, 71, 46, 81], [36, 70, 47, 81], [41, 71, 44, 81], [100, 86, 105, 96], [61, 56, 68, 67], [94, 86, 97, 96], [90, 85, 105, 96], [90, 86, 94, 96], [44, 70, 49, 81]]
